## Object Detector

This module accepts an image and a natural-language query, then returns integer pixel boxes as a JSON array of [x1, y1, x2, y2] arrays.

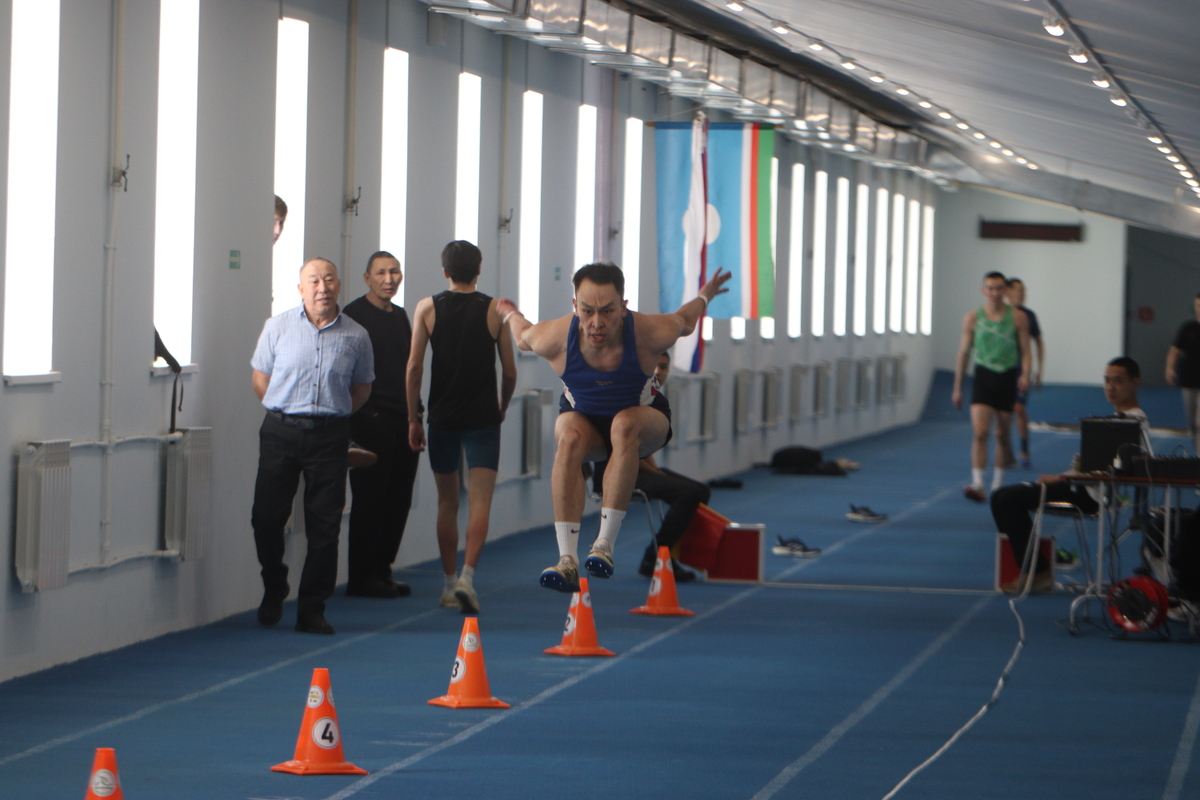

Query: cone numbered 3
[[84, 748, 123, 800], [429, 617, 511, 709]]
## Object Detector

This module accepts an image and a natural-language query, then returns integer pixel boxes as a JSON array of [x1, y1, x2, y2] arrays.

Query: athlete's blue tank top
[[560, 312, 659, 416]]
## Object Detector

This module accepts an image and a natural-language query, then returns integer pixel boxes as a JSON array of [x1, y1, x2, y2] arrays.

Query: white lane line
[[323, 485, 962, 800], [750, 595, 993, 800], [0, 607, 442, 768], [1163, 668, 1200, 800]]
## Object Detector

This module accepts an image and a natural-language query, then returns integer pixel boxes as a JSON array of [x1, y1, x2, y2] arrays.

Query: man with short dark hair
[[498, 262, 731, 592], [953, 271, 1032, 502], [250, 258, 374, 634], [989, 357, 1147, 593], [1165, 293, 1200, 455], [273, 195, 287, 244], [407, 240, 517, 613], [343, 251, 420, 599], [1006, 277, 1044, 468]]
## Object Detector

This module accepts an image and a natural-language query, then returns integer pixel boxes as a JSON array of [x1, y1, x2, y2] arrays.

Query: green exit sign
[[229, 249, 241, 270]]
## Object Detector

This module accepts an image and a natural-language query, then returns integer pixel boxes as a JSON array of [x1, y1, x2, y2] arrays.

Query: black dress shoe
[[295, 615, 335, 635], [257, 590, 287, 627]]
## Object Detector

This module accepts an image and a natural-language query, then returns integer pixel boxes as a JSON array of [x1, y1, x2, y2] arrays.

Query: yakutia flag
[[655, 117, 708, 373], [706, 122, 775, 320]]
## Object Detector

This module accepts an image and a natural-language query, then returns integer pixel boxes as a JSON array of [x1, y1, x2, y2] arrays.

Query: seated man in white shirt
[[989, 357, 1147, 593]]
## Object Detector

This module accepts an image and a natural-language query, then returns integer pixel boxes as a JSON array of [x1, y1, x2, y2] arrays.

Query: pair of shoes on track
[[540, 543, 614, 592], [439, 579, 481, 613], [846, 504, 887, 523], [771, 535, 821, 558]]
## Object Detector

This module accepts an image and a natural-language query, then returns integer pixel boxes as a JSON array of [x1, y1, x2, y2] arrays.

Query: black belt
[[269, 410, 347, 430]]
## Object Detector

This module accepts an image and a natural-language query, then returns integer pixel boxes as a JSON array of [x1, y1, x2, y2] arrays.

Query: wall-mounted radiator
[[14, 440, 72, 592], [164, 427, 212, 561]]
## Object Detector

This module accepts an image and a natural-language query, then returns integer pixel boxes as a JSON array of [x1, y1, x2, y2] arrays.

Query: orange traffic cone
[[545, 577, 616, 657], [631, 546, 695, 616], [429, 617, 511, 709], [84, 748, 123, 800], [272, 668, 368, 775]]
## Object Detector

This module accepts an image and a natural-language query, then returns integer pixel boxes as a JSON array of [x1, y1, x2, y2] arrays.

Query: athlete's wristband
[[502, 310, 518, 325], [696, 295, 709, 310]]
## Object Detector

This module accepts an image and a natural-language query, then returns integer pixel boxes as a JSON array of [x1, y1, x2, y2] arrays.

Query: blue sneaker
[[584, 543, 615, 578], [539, 556, 580, 592]]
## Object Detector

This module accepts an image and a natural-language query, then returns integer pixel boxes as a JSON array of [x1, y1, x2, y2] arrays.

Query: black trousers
[[347, 409, 420, 587], [990, 482, 1098, 572], [251, 413, 349, 620]]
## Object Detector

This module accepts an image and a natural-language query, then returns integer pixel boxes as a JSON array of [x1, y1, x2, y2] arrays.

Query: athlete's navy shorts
[[558, 392, 673, 453], [427, 424, 501, 473], [971, 365, 1019, 413]]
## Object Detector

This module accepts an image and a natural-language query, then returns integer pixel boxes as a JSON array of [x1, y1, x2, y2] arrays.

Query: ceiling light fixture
[[895, 87, 909, 95], [1189, 180, 1200, 188], [1148, 136, 1163, 144], [1110, 93, 1127, 107], [1015, 157, 1028, 164], [937, 111, 952, 119], [1028, 163, 1039, 170], [725, 1, 744, 10], [841, 60, 856, 70], [1183, 172, 1195, 178], [956, 122, 970, 130], [1092, 73, 1110, 88], [973, 132, 986, 139], [807, 40, 824, 51], [989, 141, 1002, 148], [1175, 163, 1188, 170], [1157, 146, 1171, 153], [869, 74, 884, 83], [1068, 45, 1088, 63], [1043, 14, 1065, 36], [1002, 149, 1014, 156], [772, 24, 789, 34], [1168, 156, 1181, 162], [918, 100, 932, 108]]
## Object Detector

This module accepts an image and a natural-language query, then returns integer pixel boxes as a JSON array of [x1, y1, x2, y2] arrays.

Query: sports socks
[[991, 468, 1006, 491], [459, 565, 475, 588], [444, 572, 458, 592], [971, 468, 985, 490], [555, 522, 580, 562], [595, 508, 626, 551]]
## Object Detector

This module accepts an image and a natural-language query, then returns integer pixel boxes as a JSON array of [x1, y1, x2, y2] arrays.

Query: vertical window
[[832, 176, 850, 336], [153, 0, 200, 366], [574, 104, 598, 270], [379, 48, 409, 305], [810, 170, 828, 337], [890, 192, 905, 333], [873, 187, 889, 335], [921, 205, 935, 335], [621, 116, 642, 311], [701, 316, 713, 341], [519, 91, 544, 323], [272, 18, 309, 316], [787, 163, 805, 338], [4, 0, 61, 376], [905, 198, 920, 334], [455, 72, 482, 244], [853, 183, 869, 336], [730, 316, 746, 340], [763, 156, 778, 339]]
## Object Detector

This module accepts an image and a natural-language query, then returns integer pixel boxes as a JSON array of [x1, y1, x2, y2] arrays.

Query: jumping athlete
[[497, 262, 731, 591], [952, 271, 1032, 502]]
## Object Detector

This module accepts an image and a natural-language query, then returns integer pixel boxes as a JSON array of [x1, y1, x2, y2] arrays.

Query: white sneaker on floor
[[439, 586, 459, 608], [454, 581, 480, 614]]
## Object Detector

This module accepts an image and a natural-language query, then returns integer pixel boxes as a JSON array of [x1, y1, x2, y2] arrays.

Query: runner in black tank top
[[407, 241, 517, 614]]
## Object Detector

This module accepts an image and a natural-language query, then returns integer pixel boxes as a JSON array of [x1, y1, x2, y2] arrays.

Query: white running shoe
[[454, 581, 480, 614]]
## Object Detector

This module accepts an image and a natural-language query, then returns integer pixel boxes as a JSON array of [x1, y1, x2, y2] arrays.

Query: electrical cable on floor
[[880, 483, 1046, 800]]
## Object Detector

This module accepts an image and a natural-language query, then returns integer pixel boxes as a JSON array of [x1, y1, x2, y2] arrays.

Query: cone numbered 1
[[272, 668, 367, 775], [631, 547, 695, 616]]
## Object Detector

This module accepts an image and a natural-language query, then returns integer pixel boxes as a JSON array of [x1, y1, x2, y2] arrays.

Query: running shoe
[[835, 458, 861, 472], [1054, 547, 1080, 569], [964, 485, 987, 503], [454, 581, 481, 614], [539, 556, 581, 592], [771, 536, 821, 558], [584, 543, 615, 578], [439, 586, 460, 608], [846, 504, 887, 523]]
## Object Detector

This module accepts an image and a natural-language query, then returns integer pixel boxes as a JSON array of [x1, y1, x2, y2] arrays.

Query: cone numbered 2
[[271, 667, 367, 775], [545, 577, 615, 656]]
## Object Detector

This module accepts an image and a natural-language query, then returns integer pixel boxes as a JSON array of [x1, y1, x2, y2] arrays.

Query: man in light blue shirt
[[250, 257, 374, 634]]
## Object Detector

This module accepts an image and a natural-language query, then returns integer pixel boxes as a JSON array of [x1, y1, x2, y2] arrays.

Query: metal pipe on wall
[[340, 0, 359, 295]]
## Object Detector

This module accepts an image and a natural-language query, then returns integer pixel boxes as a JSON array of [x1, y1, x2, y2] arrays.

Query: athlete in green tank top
[[973, 305, 1019, 373]]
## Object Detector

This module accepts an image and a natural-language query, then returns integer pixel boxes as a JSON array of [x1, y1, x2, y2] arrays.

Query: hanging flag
[[655, 116, 707, 373], [702, 123, 775, 320]]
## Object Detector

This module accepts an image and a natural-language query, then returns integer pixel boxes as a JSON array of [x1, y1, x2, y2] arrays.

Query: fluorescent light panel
[[920, 205, 934, 335], [890, 192, 905, 333], [455, 72, 483, 244], [905, 197, 920, 333], [272, 18, 309, 316], [574, 104, 598, 270], [811, 170, 828, 337], [832, 176, 850, 336], [764, 156, 778, 339], [621, 116, 642, 311], [787, 162, 805, 338], [4, 0, 61, 375], [853, 183, 869, 336], [873, 187, 888, 334], [380, 48, 410, 306], [520, 91, 544, 323]]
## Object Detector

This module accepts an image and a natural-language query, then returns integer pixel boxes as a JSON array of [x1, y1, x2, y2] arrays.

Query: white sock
[[459, 565, 475, 588], [444, 572, 458, 591], [991, 468, 1006, 491], [596, 508, 627, 551], [971, 468, 985, 489], [555, 522, 580, 562]]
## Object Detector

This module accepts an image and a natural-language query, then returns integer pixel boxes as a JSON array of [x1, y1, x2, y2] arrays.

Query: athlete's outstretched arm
[[636, 268, 732, 355], [496, 298, 571, 361]]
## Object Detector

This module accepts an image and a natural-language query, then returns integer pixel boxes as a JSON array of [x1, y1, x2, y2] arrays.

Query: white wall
[[0, 0, 937, 682], [931, 185, 1126, 385]]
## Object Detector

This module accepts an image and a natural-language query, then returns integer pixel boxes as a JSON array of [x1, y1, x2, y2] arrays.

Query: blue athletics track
[[1, 380, 1198, 799]]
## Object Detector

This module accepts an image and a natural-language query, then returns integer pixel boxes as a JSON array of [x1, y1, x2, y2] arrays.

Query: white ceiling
[[696, 0, 1200, 212]]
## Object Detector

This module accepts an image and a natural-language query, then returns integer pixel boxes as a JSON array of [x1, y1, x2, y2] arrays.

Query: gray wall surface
[[1125, 225, 1200, 387], [0, 0, 937, 682]]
